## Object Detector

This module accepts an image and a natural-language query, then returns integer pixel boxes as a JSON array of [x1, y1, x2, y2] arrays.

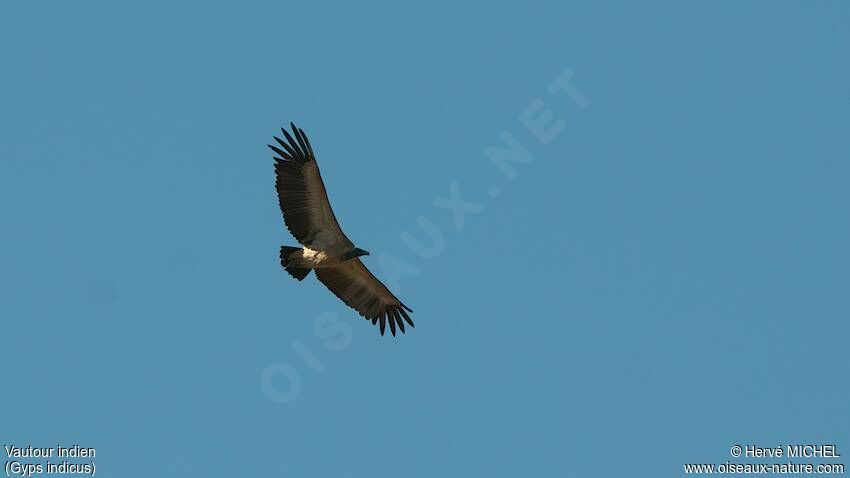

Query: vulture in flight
[[269, 123, 414, 336]]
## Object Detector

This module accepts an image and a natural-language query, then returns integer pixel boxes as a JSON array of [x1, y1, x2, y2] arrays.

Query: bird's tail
[[280, 245, 312, 281]]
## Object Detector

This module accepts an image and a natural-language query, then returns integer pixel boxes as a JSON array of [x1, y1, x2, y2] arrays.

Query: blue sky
[[1, 1, 848, 476]]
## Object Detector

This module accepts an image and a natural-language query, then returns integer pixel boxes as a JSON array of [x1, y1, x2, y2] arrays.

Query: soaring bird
[[269, 123, 414, 336]]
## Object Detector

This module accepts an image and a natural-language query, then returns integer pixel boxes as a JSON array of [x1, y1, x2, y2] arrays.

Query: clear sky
[[1, 1, 848, 476]]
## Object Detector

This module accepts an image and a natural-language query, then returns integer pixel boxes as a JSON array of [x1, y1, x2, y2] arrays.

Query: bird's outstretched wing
[[315, 259, 414, 336], [269, 123, 347, 246]]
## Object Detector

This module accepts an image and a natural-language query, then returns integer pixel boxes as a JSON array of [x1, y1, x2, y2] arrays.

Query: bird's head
[[344, 247, 370, 261]]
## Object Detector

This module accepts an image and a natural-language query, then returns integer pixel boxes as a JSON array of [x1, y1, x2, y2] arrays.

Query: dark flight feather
[[314, 259, 415, 336]]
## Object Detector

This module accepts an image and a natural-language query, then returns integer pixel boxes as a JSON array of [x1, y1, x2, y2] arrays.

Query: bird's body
[[269, 123, 414, 336], [285, 246, 336, 269]]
